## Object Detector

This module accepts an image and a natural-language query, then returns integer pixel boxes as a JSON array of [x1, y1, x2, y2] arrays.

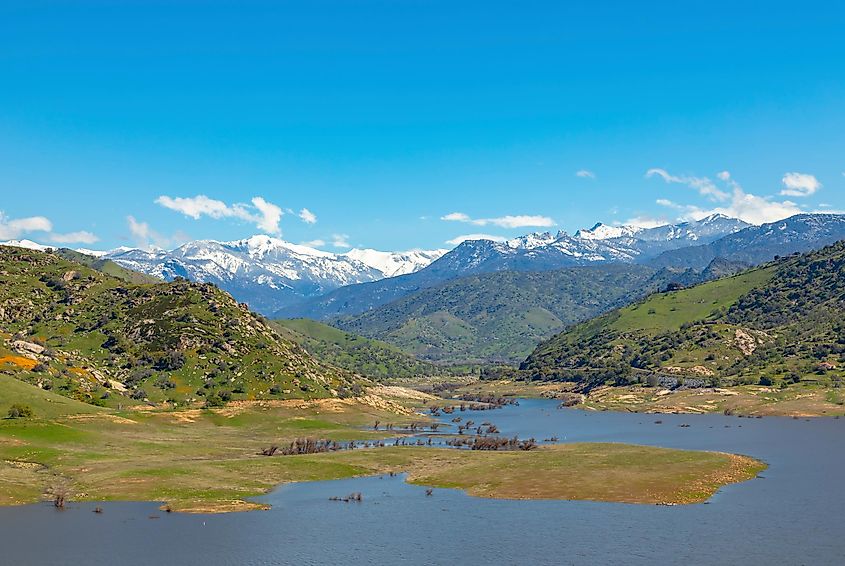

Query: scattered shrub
[[7, 404, 34, 419]]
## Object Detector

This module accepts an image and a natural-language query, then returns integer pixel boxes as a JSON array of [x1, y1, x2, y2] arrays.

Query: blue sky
[[1, 1, 844, 251]]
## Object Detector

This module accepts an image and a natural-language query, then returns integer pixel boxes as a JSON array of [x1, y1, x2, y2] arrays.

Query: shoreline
[[424, 380, 845, 418], [0, 443, 766, 514]]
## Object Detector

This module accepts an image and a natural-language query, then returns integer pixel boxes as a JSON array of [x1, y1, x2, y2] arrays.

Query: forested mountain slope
[[335, 264, 677, 363], [274, 318, 455, 379], [523, 241, 845, 389]]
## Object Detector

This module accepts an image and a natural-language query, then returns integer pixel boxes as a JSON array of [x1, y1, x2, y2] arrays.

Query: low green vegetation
[[401, 443, 764, 504], [336, 265, 675, 364], [0, 395, 764, 511], [0, 374, 101, 419], [274, 318, 455, 380], [52, 248, 160, 284], [6, 403, 34, 419], [0, 247, 354, 409], [523, 242, 845, 391]]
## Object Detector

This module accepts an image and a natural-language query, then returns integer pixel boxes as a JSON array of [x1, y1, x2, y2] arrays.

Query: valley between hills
[[3, 213, 845, 512]]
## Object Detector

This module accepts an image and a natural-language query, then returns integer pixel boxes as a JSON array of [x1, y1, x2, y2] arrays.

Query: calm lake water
[[2, 398, 844, 565]]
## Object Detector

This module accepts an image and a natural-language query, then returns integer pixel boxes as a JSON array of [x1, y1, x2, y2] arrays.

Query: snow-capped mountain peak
[[89, 236, 448, 314], [343, 248, 447, 278], [0, 213, 758, 317], [574, 223, 642, 240], [506, 232, 558, 250], [0, 239, 50, 251], [227, 235, 336, 259]]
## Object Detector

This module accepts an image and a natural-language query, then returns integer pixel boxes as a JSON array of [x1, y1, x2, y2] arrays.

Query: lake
[[1, 398, 843, 565]]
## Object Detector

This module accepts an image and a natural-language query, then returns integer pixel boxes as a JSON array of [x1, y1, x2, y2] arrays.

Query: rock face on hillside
[[0, 246, 353, 407]]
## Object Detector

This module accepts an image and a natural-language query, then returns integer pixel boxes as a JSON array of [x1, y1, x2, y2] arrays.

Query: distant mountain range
[[277, 213, 845, 365], [650, 213, 845, 269], [101, 236, 448, 314], [277, 214, 752, 319], [5, 213, 845, 343], [0, 236, 446, 315]]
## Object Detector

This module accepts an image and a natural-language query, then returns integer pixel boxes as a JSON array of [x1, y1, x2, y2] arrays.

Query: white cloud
[[0, 211, 53, 240], [127, 215, 174, 250], [300, 239, 325, 248], [441, 212, 471, 222], [440, 212, 555, 229], [250, 197, 283, 234], [655, 198, 679, 208], [576, 169, 596, 179], [720, 190, 802, 225], [298, 208, 317, 224], [48, 231, 99, 245], [780, 172, 821, 197], [127, 216, 153, 249], [489, 215, 556, 228], [646, 168, 730, 201], [651, 170, 803, 225], [155, 195, 237, 219], [155, 194, 284, 234], [0, 211, 100, 246], [331, 234, 351, 249], [445, 233, 508, 245]]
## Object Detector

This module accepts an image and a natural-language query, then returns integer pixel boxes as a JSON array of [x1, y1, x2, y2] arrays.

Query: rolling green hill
[[522, 241, 845, 389], [0, 246, 353, 408], [335, 265, 685, 364], [0, 373, 103, 419], [53, 248, 161, 284], [274, 318, 455, 379]]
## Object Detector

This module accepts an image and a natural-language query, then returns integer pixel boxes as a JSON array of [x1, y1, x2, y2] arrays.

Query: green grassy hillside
[[336, 265, 665, 363], [274, 318, 454, 379], [0, 373, 102, 419], [523, 241, 845, 389], [0, 247, 353, 408], [53, 248, 160, 284]]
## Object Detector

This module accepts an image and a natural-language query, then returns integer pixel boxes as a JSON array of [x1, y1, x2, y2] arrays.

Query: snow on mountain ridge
[[506, 231, 558, 249], [574, 223, 642, 240], [0, 239, 50, 251], [0, 214, 756, 315], [343, 248, 447, 277], [88, 236, 447, 314]]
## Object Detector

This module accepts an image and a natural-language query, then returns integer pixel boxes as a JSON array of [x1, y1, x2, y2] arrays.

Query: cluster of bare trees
[[375, 421, 441, 434], [272, 438, 394, 455], [391, 437, 434, 447], [279, 438, 350, 455], [444, 435, 537, 451], [455, 394, 520, 407], [329, 492, 363, 503], [429, 396, 518, 417]]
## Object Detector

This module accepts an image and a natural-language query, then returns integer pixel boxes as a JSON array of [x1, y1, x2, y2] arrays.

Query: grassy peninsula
[[0, 379, 764, 512]]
